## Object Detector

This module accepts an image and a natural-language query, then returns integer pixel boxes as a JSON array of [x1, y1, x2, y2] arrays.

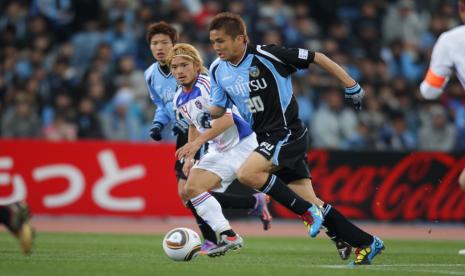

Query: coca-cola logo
[[272, 151, 465, 222]]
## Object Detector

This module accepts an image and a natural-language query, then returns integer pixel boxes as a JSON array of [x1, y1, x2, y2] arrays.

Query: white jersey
[[173, 74, 254, 153], [420, 25, 465, 99]]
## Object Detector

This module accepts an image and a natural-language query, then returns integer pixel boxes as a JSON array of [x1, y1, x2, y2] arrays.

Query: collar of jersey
[[176, 77, 203, 107], [157, 62, 172, 78], [228, 44, 252, 67]]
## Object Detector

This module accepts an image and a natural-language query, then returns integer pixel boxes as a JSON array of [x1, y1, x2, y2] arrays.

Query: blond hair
[[166, 43, 208, 74]]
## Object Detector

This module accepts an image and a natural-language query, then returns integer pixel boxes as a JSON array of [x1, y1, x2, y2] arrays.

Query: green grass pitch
[[0, 232, 464, 276]]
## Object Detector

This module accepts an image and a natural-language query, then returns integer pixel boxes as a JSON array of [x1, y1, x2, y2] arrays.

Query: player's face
[[150, 34, 174, 64], [210, 28, 246, 64], [170, 56, 199, 89]]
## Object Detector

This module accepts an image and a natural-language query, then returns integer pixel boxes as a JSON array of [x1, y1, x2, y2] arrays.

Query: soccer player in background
[[420, 0, 465, 99], [199, 12, 384, 265], [144, 22, 271, 253], [168, 43, 261, 256], [420, 0, 465, 255], [0, 202, 33, 255]]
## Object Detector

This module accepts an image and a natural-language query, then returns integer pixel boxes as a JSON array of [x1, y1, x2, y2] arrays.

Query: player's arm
[[200, 62, 229, 128], [313, 52, 364, 109], [313, 52, 356, 87], [145, 75, 171, 140], [150, 91, 171, 126], [258, 44, 364, 109], [193, 112, 233, 144], [256, 44, 355, 85], [176, 113, 234, 160], [181, 124, 200, 176], [209, 106, 226, 119], [187, 124, 199, 143], [419, 34, 452, 99]]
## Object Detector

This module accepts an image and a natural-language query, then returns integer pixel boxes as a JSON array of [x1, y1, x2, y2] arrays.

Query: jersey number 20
[[246, 96, 264, 113]]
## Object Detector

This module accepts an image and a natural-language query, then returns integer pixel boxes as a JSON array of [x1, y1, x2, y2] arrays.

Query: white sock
[[190, 192, 231, 234]]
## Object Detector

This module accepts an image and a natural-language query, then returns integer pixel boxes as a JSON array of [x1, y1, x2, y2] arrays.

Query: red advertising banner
[[0, 139, 191, 217], [1, 140, 464, 221], [271, 150, 465, 222]]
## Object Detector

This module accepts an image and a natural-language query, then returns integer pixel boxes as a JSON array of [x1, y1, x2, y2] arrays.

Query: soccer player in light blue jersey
[[201, 13, 384, 265], [144, 22, 271, 253]]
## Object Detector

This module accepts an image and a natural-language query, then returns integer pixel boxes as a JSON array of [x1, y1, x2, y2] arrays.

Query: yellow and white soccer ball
[[162, 227, 202, 261]]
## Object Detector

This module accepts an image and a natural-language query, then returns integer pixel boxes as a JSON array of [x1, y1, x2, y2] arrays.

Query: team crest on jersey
[[195, 100, 203, 110], [249, 66, 260, 78]]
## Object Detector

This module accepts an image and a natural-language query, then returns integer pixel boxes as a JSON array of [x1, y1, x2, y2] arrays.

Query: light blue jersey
[[144, 62, 178, 126]]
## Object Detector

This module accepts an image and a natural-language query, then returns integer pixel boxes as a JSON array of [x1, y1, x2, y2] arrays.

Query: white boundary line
[[317, 264, 465, 275]]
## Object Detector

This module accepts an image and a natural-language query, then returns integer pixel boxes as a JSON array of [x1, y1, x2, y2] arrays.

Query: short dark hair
[[145, 21, 178, 44], [209, 12, 248, 41]]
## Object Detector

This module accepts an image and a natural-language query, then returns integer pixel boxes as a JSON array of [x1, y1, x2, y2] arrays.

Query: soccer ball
[[162, 227, 202, 261]]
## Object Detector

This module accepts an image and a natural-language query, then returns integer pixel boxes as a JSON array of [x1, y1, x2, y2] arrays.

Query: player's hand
[[176, 141, 202, 161], [149, 122, 163, 141], [199, 112, 212, 129], [182, 158, 195, 177], [344, 83, 365, 111], [172, 117, 189, 135]]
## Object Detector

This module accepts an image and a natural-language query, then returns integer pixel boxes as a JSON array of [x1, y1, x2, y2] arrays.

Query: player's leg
[[236, 151, 323, 238], [287, 177, 353, 260], [176, 132, 220, 246], [176, 131, 270, 232], [175, 156, 219, 248], [0, 202, 34, 255], [288, 176, 384, 265], [183, 168, 243, 256], [211, 189, 272, 230]]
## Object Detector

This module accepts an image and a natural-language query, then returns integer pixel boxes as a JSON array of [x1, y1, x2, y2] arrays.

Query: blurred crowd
[[0, 0, 464, 151]]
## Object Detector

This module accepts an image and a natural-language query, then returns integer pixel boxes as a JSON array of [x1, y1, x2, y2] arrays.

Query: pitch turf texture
[[1, 233, 464, 276]]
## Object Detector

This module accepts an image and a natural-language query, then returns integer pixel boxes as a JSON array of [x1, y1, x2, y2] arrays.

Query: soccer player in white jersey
[[144, 22, 271, 254], [420, 0, 465, 256], [167, 43, 259, 256], [420, 0, 465, 98]]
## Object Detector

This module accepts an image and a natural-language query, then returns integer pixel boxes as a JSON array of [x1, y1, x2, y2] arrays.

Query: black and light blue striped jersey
[[209, 44, 315, 136]]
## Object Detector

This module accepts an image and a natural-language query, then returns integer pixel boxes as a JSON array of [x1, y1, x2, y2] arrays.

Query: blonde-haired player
[[167, 43, 260, 256]]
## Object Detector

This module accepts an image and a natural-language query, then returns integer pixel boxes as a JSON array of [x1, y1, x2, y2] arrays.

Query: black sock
[[322, 204, 339, 243], [0, 206, 9, 224], [322, 203, 373, 247], [186, 201, 217, 244], [324, 229, 339, 244], [220, 229, 236, 237], [211, 192, 256, 209], [259, 174, 311, 215]]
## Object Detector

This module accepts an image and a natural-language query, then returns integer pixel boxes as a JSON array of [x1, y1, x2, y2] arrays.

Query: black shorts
[[255, 128, 311, 183], [174, 131, 204, 181]]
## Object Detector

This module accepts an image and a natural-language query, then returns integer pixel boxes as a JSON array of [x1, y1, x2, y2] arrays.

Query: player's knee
[[460, 179, 465, 191], [237, 168, 262, 189], [183, 182, 204, 200], [178, 189, 188, 202], [459, 168, 465, 191]]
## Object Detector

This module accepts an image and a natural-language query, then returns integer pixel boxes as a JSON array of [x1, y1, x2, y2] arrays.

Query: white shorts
[[193, 134, 257, 192]]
